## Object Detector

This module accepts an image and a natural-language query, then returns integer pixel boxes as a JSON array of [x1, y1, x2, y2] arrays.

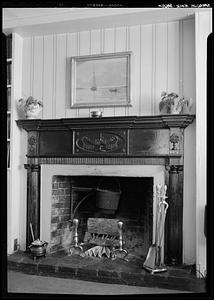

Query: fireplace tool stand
[[143, 184, 169, 274], [68, 219, 83, 256]]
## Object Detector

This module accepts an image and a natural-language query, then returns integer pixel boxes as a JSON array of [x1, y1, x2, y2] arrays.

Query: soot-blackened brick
[[51, 216, 59, 223]]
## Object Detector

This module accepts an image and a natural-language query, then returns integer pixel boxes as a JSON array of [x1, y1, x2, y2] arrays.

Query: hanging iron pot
[[96, 178, 121, 215]]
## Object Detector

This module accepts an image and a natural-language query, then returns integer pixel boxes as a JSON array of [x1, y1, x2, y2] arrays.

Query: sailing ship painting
[[71, 53, 131, 107]]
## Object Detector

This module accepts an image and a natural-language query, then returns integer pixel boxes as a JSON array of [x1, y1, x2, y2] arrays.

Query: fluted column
[[165, 165, 183, 265]]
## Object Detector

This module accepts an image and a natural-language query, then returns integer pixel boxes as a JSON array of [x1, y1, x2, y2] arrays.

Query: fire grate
[[69, 218, 128, 261]]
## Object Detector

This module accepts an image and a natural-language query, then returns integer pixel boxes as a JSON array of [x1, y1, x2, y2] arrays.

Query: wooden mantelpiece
[[16, 115, 195, 162], [17, 115, 195, 264], [17, 114, 194, 130]]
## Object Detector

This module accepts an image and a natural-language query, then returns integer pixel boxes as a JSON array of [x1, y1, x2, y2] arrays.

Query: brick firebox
[[50, 176, 72, 253], [49, 175, 153, 258]]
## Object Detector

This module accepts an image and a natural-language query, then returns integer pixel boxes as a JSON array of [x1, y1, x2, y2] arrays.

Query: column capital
[[165, 165, 183, 173], [24, 164, 40, 172]]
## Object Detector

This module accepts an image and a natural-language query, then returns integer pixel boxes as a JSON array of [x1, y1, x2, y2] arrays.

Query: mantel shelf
[[16, 114, 195, 162], [16, 114, 195, 131]]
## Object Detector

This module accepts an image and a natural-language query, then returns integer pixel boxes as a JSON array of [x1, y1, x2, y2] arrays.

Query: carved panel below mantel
[[27, 131, 38, 156], [169, 128, 184, 155], [74, 130, 126, 154]]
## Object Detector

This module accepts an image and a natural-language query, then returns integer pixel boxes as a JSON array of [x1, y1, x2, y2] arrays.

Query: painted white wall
[[182, 18, 196, 265], [195, 10, 212, 277], [7, 33, 27, 254]]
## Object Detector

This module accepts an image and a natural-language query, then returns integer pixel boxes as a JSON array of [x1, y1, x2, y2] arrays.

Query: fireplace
[[17, 115, 195, 265], [49, 175, 153, 258], [40, 164, 165, 264], [41, 165, 164, 260]]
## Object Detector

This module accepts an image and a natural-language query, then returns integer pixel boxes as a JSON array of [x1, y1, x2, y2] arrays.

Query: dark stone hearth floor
[[7, 251, 206, 293]]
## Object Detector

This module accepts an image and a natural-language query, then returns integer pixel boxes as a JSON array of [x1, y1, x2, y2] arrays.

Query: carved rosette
[[75, 130, 126, 154], [170, 133, 179, 150], [169, 128, 183, 154], [27, 131, 38, 156]]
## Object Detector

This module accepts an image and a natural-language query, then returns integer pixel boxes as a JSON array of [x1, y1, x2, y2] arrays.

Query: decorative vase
[[169, 97, 182, 114], [181, 102, 192, 114], [159, 91, 192, 115], [25, 104, 43, 119], [18, 96, 43, 119]]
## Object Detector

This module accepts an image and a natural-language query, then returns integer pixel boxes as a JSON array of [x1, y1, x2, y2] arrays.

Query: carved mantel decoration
[[170, 133, 180, 150], [28, 132, 38, 155], [75, 131, 126, 154], [16, 114, 195, 265]]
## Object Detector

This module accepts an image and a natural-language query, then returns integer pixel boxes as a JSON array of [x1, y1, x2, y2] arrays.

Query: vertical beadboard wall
[[22, 19, 195, 119]]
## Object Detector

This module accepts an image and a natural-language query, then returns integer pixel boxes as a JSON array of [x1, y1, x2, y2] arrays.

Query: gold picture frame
[[70, 52, 132, 108]]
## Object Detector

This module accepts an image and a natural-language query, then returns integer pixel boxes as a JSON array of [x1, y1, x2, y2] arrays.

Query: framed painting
[[70, 52, 131, 108]]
